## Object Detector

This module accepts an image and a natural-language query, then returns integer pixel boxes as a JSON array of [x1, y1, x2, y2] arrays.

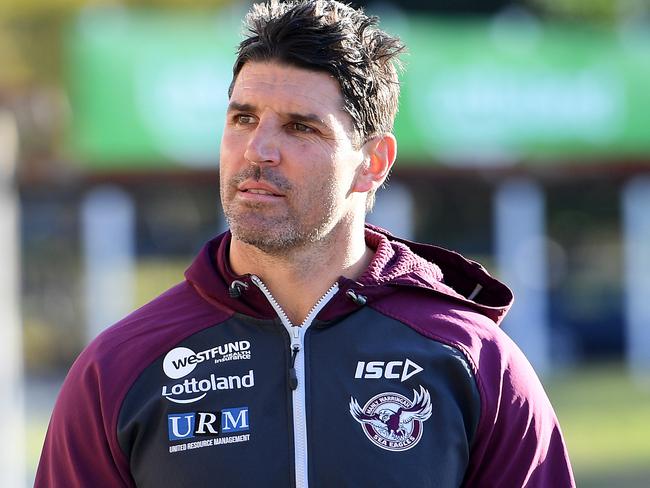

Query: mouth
[[237, 180, 284, 197], [241, 188, 283, 197], [237, 181, 285, 202]]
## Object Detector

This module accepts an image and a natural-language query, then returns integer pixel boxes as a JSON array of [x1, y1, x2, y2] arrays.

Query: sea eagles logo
[[349, 386, 432, 452]]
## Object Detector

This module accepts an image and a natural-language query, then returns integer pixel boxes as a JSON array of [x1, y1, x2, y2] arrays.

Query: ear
[[352, 133, 397, 194]]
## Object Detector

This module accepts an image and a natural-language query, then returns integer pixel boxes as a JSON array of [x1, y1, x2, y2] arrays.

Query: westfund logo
[[163, 341, 251, 379]]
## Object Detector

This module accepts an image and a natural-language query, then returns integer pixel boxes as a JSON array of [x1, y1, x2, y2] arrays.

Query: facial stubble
[[221, 166, 340, 255]]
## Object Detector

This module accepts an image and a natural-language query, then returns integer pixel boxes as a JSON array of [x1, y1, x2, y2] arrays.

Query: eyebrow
[[227, 101, 331, 130], [227, 101, 256, 114]]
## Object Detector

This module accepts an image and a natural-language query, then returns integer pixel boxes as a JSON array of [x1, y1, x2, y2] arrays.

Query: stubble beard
[[221, 166, 339, 255]]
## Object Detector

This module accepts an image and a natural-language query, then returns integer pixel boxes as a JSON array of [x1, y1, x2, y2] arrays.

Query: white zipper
[[251, 275, 338, 488]]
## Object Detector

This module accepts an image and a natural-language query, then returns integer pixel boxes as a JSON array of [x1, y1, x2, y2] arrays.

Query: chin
[[236, 232, 302, 254], [228, 218, 298, 249]]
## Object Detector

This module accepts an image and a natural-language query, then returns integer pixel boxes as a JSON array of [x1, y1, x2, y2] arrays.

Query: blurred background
[[1, 0, 650, 486]]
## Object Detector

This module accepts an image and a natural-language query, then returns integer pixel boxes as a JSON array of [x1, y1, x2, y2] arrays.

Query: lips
[[246, 188, 277, 196], [238, 181, 285, 197]]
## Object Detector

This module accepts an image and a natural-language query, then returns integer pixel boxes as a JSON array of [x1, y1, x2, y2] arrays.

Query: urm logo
[[168, 407, 250, 441]]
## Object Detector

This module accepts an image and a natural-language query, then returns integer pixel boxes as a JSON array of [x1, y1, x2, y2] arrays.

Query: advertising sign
[[65, 11, 650, 167]]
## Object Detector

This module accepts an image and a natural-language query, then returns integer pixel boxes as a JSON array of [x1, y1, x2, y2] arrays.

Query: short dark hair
[[229, 0, 405, 146]]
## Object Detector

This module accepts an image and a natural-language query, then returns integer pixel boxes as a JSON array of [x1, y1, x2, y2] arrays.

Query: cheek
[[219, 132, 238, 159], [218, 159, 231, 190], [219, 133, 246, 175], [331, 149, 363, 189], [284, 137, 317, 160]]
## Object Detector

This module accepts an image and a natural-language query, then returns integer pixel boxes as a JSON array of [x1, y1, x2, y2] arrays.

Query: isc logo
[[168, 407, 249, 441], [354, 359, 423, 382]]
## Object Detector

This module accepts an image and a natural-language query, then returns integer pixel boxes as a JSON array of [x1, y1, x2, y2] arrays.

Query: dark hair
[[229, 0, 405, 146]]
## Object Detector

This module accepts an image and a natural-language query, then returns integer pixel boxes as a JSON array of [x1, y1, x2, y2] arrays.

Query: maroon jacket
[[36, 225, 575, 487]]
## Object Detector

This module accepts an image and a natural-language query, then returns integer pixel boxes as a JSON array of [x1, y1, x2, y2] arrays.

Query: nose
[[244, 122, 281, 166]]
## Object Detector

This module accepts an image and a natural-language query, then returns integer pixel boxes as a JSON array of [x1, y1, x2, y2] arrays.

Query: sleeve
[[34, 346, 136, 488], [462, 336, 576, 487]]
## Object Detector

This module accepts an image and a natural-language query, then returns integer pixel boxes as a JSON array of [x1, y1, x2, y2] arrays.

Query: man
[[36, 1, 575, 486]]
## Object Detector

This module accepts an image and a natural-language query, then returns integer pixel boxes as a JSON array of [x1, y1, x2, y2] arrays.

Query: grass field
[[546, 364, 650, 488]]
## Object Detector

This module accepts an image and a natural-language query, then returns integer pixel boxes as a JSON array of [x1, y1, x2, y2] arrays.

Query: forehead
[[230, 61, 349, 121]]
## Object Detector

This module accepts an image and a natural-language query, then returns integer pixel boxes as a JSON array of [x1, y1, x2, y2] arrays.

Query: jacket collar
[[184, 225, 513, 325]]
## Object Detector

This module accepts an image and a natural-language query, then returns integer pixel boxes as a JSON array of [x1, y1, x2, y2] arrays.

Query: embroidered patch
[[349, 386, 432, 452]]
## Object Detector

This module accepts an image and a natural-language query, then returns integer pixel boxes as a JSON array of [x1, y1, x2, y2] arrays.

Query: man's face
[[219, 61, 366, 253]]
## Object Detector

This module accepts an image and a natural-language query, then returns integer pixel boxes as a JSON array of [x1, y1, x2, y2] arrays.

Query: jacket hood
[[362, 224, 513, 325], [185, 225, 513, 326]]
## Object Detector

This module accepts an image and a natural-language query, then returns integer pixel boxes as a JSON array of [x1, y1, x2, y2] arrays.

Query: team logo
[[349, 386, 432, 452]]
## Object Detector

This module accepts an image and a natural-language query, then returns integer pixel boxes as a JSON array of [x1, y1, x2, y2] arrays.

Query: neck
[[229, 222, 371, 325]]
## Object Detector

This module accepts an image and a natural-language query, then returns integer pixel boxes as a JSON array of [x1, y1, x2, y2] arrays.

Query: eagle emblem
[[349, 386, 432, 452]]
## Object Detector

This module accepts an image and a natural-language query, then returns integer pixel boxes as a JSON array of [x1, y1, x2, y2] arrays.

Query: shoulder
[[371, 290, 574, 485], [369, 287, 507, 362], [58, 280, 233, 429], [369, 288, 551, 425], [75, 280, 232, 388], [43, 280, 235, 478]]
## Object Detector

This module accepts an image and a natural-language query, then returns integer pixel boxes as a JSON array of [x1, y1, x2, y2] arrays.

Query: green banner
[[65, 11, 650, 167], [395, 18, 650, 164], [66, 9, 241, 168]]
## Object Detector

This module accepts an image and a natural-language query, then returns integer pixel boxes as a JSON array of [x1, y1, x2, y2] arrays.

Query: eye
[[234, 114, 256, 125], [288, 122, 315, 133]]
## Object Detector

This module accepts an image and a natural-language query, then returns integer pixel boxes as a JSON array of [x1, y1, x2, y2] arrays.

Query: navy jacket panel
[[117, 315, 294, 487], [307, 307, 480, 488]]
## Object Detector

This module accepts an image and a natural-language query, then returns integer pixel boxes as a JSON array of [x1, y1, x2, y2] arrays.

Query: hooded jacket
[[36, 225, 575, 487]]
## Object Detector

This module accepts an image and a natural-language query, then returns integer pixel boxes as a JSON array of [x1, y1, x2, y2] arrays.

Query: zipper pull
[[288, 327, 301, 391], [289, 345, 299, 390]]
